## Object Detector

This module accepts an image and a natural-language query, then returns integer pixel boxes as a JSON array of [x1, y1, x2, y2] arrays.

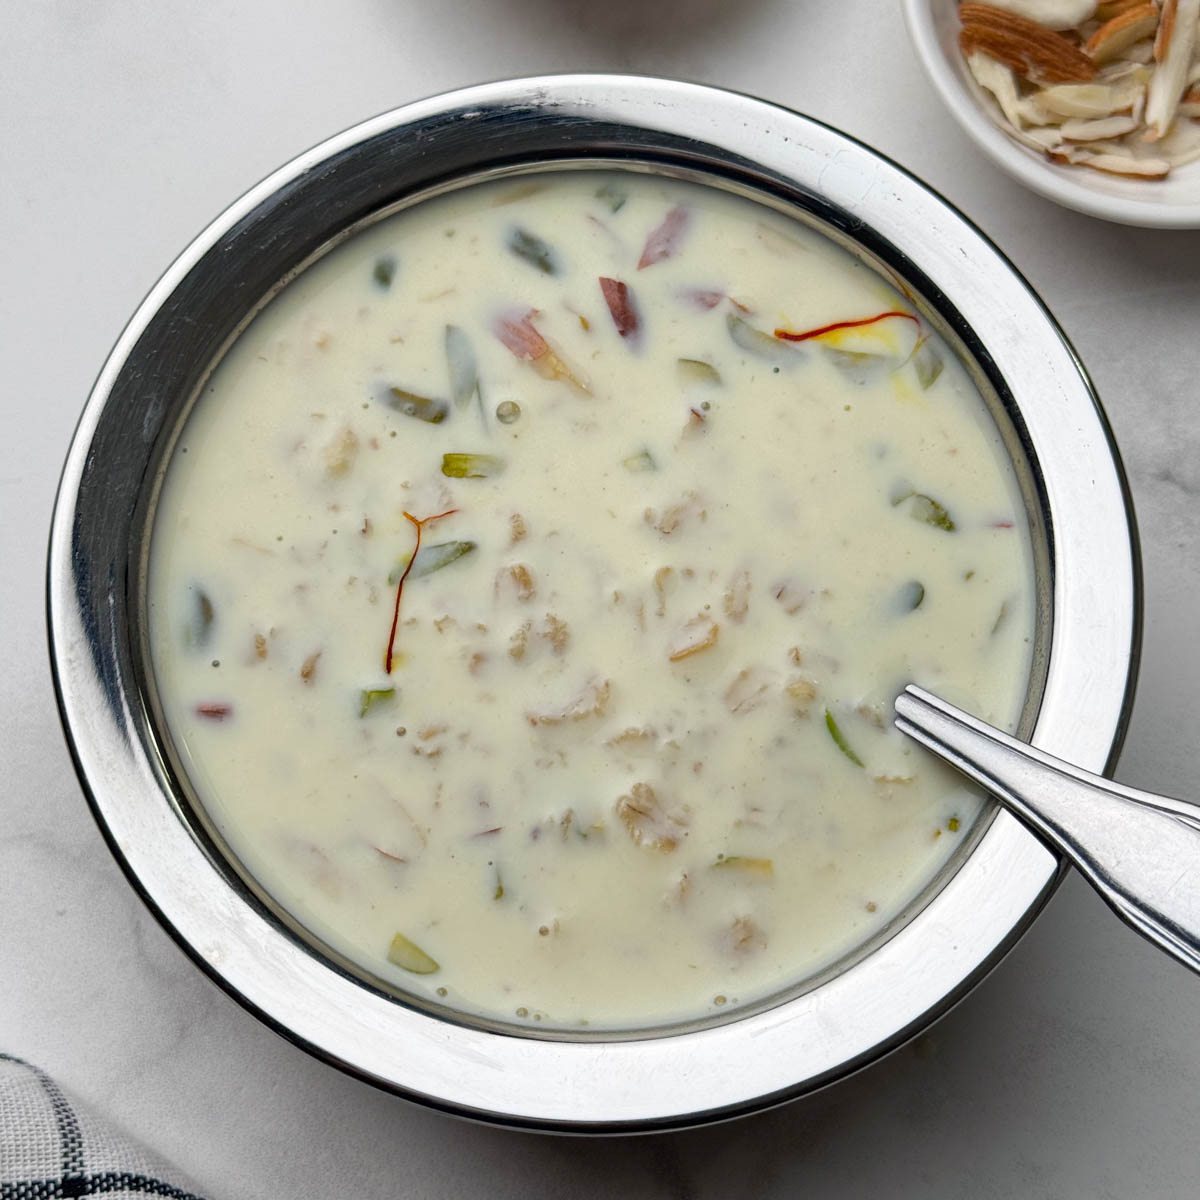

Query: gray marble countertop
[[3, 2, 1199, 1196]]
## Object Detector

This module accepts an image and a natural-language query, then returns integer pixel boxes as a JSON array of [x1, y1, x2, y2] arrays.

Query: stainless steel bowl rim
[[47, 74, 1140, 1132]]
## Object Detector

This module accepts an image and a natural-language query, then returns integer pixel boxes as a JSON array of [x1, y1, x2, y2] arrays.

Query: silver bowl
[[47, 75, 1140, 1131]]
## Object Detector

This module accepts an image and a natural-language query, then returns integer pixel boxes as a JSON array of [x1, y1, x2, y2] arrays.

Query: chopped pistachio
[[444, 325, 483, 423], [948, 816, 961, 833], [442, 452, 505, 478], [185, 586, 215, 648], [677, 357, 722, 386], [493, 869, 505, 900], [385, 387, 449, 424], [386, 540, 477, 585], [372, 255, 397, 289], [386, 931, 439, 975], [507, 226, 559, 275], [823, 346, 890, 385], [895, 580, 926, 612], [992, 598, 1011, 635], [359, 687, 396, 717], [727, 313, 796, 364], [825, 708, 865, 768], [595, 181, 627, 213], [622, 448, 656, 472], [892, 489, 956, 532], [912, 337, 944, 389]]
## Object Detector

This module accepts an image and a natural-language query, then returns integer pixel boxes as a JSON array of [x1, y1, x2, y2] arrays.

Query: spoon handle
[[895, 685, 1200, 977]]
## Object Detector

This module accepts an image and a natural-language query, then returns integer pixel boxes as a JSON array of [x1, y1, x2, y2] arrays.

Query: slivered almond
[[1054, 145, 1173, 173], [959, 3, 1098, 82], [1146, 0, 1199, 136], [967, 50, 1029, 128], [1086, 4, 1160, 63], [1095, 0, 1151, 19], [1155, 0, 1180, 61], [1059, 113, 1139, 136], [1030, 73, 1148, 115]]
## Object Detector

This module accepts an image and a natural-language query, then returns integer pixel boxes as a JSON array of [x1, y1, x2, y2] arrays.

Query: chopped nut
[[713, 854, 775, 877], [724, 666, 778, 715], [508, 621, 531, 662], [322, 427, 358, 477], [300, 650, 321, 683], [1085, 3, 1159, 63], [653, 566, 674, 616], [387, 931, 439, 975], [253, 633, 268, 660], [723, 569, 751, 623], [496, 563, 537, 603], [726, 915, 767, 955], [527, 676, 611, 725], [784, 676, 818, 718], [607, 726, 658, 751], [646, 491, 706, 535], [1146, 0, 1199, 139], [540, 613, 569, 653], [616, 782, 690, 852], [667, 613, 719, 661], [510, 512, 528, 543]]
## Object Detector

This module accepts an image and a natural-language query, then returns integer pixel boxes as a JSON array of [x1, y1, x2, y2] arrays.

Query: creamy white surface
[[147, 172, 1033, 1029]]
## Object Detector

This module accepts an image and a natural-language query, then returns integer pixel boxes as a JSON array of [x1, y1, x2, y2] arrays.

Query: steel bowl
[[47, 74, 1140, 1132]]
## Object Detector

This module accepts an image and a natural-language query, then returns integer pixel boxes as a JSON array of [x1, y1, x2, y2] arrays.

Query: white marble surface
[[3, 1, 1199, 1195]]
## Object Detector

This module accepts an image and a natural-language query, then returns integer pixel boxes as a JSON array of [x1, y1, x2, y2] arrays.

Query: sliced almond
[[959, 3, 1098, 82], [1085, 4, 1160, 63], [1146, 0, 1200, 137]]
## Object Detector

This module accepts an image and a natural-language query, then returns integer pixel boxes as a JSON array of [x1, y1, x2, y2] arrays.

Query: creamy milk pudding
[[148, 172, 1034, 1030]]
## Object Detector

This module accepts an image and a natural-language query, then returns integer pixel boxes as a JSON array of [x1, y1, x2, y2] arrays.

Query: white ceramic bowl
[[903, 0, 1200, 228]]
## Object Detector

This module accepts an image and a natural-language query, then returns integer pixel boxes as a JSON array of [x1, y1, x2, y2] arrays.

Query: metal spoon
[[895, 684, 1200, 977]]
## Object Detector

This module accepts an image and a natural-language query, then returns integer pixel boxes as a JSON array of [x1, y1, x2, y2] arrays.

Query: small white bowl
[[903, 0, 1200, 228]]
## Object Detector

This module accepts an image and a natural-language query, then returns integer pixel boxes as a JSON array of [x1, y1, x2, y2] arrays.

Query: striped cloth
[[0, 1055, 208, 1199]]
